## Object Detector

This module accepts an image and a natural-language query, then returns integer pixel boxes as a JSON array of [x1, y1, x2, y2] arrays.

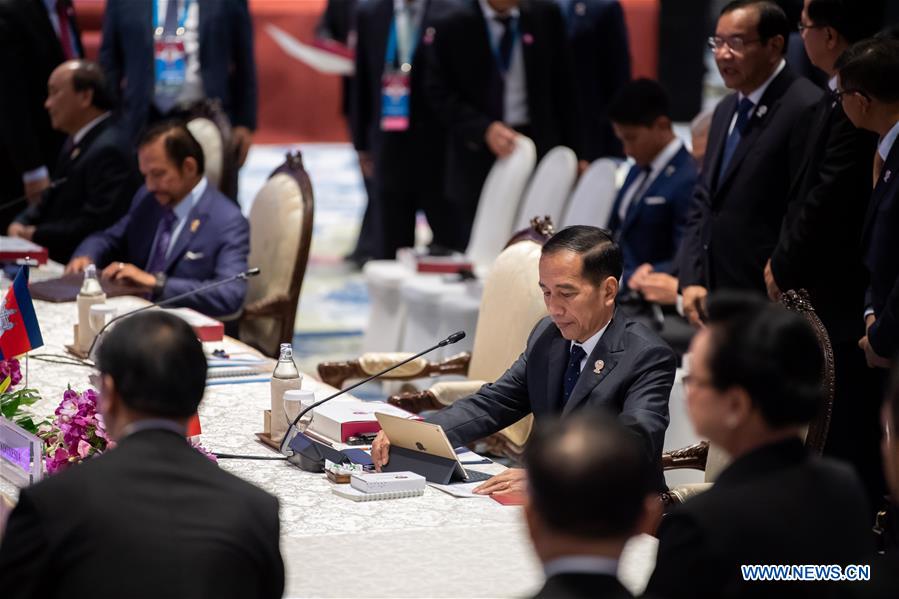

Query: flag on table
[[0, 266, 43, 360]]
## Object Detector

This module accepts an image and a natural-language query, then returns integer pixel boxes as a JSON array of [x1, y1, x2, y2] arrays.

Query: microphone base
[[285, 430, 348, 473]]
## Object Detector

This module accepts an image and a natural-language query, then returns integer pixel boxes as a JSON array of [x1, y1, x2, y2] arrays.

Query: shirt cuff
[[676, 294, 685, 317], [864, 307, 875, 321], [22, 166, 49, 184]]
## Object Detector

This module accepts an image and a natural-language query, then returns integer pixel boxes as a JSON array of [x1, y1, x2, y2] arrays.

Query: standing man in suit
[[607, 79, 697, 290], [646, 293, 873, 597], [0, 311, 284, 599], [765, 0, 885, 514], [557, 0, 631, 161], [836, 39, 899, 372], [7, 60, 141, 264], [99, 0, 257, 168], [66, 121, 249, 318], [372, 226, 676, 493], [0, 0, 83, 231], [352, 0, 463, 258], [424, 0, 581, 246], [679, 0, 821, 326], [525, 412, 659, 599]]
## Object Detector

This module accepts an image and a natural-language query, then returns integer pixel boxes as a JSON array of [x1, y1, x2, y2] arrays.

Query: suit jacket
[[0, 0, 82, 204], [770, 96, 876, 345], [428, 314, 676, 490], [73, 182, 249, 317], [861, 138, 899, 358], [423, 0, 581, 209], [14, 117, 142, 264], [646, 438, 873, 598], [561, 0, 631, 161], [99, 0, 257, 139], [534, 572, 633, 598], [608, 145, 697, 284], [352, 0, 456, 194], [678, 66, 821, 293], [0, 428, 284, 599]]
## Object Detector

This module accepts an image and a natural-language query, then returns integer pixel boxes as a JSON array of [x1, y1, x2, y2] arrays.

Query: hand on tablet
[[370, 430, 391, 471]]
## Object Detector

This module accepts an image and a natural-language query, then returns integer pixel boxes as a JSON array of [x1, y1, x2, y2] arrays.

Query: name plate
[[0, 417, 43, 487]]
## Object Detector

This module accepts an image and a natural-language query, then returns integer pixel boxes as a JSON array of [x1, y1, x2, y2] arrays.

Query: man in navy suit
[[557, 0, 631, 160], [607, 79, 697, 291], [372, 226, 676, 493], [99, 0, 257, 167], [836, 39, 899, 371], [66, 121, 249, 318]]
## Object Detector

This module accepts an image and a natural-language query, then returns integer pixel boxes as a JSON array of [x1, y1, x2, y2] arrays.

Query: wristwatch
[[153, 272, 167, 295]]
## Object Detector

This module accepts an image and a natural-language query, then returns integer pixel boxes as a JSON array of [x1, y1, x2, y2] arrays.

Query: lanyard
[[385, 11, 419, 72], [153, 0, 192, 37], [483, 13, 519, 75]]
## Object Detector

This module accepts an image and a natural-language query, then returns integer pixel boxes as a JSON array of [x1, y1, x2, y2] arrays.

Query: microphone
[[281, 330, 467, 472], [0, 178, 68, 213], [85, 267, 261, 361]]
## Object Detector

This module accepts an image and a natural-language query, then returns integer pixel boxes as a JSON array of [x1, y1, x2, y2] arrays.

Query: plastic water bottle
[[76, 264, 106, 352]]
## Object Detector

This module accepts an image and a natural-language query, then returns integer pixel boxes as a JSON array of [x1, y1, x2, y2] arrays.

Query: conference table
[[5, 293, 659, 598]]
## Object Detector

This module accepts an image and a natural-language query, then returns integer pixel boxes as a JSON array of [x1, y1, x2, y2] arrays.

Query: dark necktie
[[718, 97, 755, 178], [145, 208, 177, 274], [164, 0, 180, 34], [55, 0, 76, 60], [495, 15, 514, 74], [560, 344, 587, 409]]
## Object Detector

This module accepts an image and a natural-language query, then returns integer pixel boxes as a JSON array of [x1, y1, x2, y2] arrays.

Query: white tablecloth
[[7, 296, 657, 598]]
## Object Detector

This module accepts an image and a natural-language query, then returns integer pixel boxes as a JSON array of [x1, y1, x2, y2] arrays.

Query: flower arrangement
[[0, 358, 45, 434], [42, 387, 111, 475]]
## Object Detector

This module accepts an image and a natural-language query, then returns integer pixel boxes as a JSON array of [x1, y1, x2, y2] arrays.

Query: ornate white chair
[[560, 158, 620, 228], [185, 99, 236, 199], [361, 136, 537, 354], [512, 146, 578, 231], [237, 151, 314, 357]]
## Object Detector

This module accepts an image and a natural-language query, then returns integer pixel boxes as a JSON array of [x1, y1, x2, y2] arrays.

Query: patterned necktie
[[145, 208, 177, 274], [718, 97, 755, 178], [560, 344, 587, 409], [55, 0, 76, 60]]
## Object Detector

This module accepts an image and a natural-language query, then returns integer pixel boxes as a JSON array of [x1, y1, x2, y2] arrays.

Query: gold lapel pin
[[593, 360, 605, 374], [190, 219, 201, 233], [70, 147, 81, 160]]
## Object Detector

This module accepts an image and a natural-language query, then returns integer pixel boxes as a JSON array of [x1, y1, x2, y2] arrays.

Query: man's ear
[[722, 386, 753, 430], [603, 276, 619, 305]]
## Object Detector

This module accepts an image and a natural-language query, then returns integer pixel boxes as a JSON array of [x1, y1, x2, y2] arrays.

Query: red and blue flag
[[0, 266, 43, 359]]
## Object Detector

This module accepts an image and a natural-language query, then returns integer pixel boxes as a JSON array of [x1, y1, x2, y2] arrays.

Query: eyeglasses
[[707, 35, 761, 54], [831, 87, 870, 103], [797, 21, 826, 33]]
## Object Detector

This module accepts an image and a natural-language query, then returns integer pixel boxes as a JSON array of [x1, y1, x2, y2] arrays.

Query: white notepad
[[331, 485, 424, 502]]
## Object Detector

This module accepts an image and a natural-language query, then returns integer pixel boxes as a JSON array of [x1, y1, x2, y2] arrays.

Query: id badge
[[154, 36, 187, 96], [380, 71, 411, 132]]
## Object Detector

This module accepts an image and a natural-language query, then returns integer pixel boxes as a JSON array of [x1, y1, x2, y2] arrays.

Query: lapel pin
[[885, 170, 892, 183], [190, 219, 201, 233], [593, 359, 605, 374], [665, 165, 676, 177], [756, 105, 768, 118], [70, 147, 80, 160], [523, 33, 534, 45], [575, 2, 586, 15], [423, 27, 436, 45]]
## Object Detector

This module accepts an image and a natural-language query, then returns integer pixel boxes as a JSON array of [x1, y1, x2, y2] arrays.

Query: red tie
[[56, 0, 75, 60]]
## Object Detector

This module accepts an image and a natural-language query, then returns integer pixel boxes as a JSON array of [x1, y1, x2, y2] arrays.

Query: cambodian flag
[[0, 266, 43, 359]]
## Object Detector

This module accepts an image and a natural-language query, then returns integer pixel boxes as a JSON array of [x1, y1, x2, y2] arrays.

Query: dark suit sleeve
[[159, 210, 249, 316], [653, 173, 694, 275], [868, 277, 899, 358], [229, 0, 258, 130], [261, 495, 285, 599], [770, 114, 875, 291], [98, 0, 123, 105], [619, 342, 675, 465], [72, 195, 138, 265], [645, 511, 713, 598], [423, 20, 493, 152], [547, 4, 583, 157], [0, 491, 51, 598], [30, 145, 137, 255], [676, 181, 710, 289], [350, 10, 372, 152], [595, 1, 631, 147]]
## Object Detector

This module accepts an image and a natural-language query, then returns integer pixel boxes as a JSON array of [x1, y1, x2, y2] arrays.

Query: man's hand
[[7, 222, 34, 240], [764, 259, 781, 301], [100, 262, 157, 290], [628, 263, 654, 291], [370, 430, 391, 471], [473, 467, 527, 495], [641, 273, 679, 305], [485, 122, 518, 158], [682, 285, 708, 328], [23, 176, 50, 204], [232, 126, 253, 168], [577, 159, 589, 176], [65, 255, 93, 275], [859, 334, 891, 369], [357, 151, 375, 180]]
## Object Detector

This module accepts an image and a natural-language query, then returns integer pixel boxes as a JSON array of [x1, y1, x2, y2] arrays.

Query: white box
[[350, 471, 426, 494], [307, 399, 416, 443]]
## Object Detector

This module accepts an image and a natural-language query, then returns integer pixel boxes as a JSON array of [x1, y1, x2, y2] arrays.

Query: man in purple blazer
[[66, 121, 249, 318]]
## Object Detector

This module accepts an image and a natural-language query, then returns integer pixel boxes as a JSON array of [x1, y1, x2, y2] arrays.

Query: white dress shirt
[[149, 176, 207, 264], [616, 137, 683, 222], [72, 112, 111, 146], [728, 59, 786, 134], [479, 0, 529, 126], [570, 318, 610, 373]]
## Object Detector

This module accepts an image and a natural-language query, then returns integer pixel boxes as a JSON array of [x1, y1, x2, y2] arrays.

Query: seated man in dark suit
[[7, 60, 141, 263], [0, 311, 284, 599], [372, 226, 677, 493], [525, 412, 660, 599], [646, 293, 873, 598], [65, 121, 249, 317]]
